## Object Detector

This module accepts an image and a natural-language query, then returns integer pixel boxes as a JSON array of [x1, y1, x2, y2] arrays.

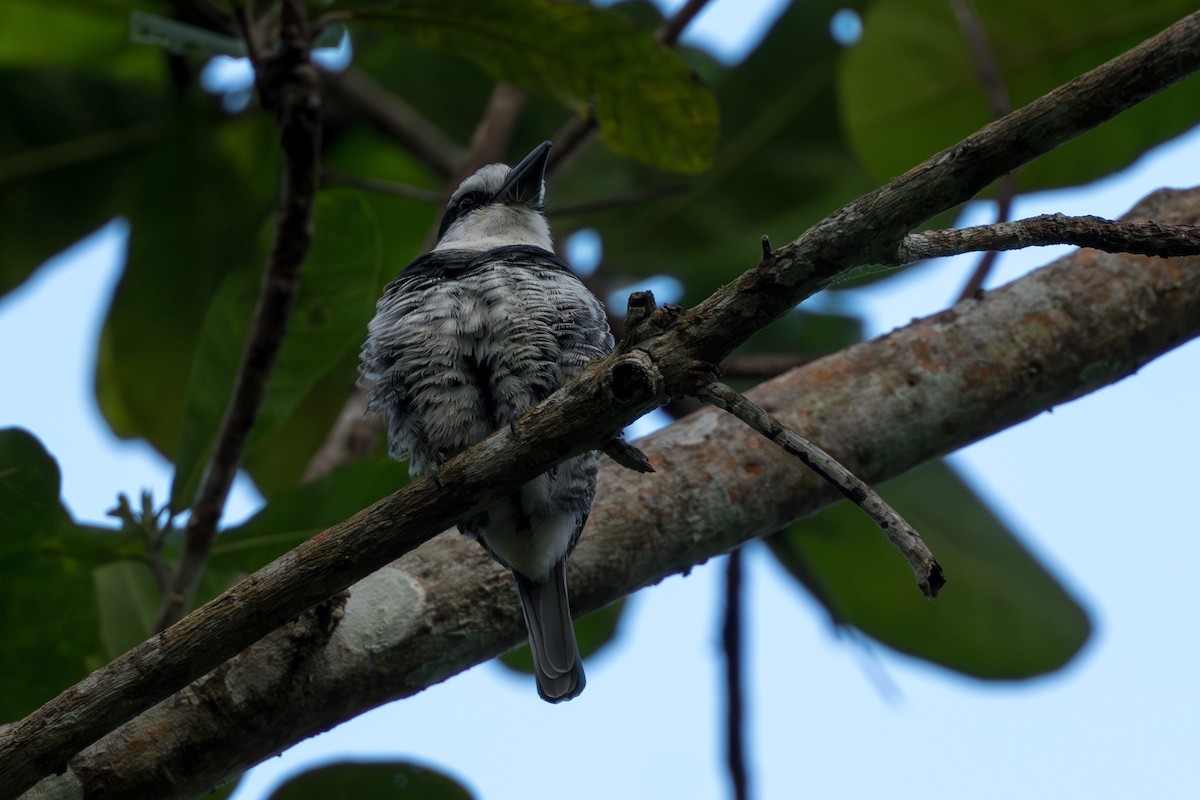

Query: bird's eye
[[456, 191, 487, 214]]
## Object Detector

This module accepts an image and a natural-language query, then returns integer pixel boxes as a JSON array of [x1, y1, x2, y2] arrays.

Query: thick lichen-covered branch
[[20, 186, 1200, 800]]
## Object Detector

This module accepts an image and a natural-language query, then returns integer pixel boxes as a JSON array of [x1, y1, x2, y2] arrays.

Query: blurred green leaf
[[169, 191, 383, 511], [94, 559, 159, 659], [0, 428, 141, 720], [0, 0, 177, 299], [239, 351, 368, 497], [242, 132, 436, 494], [0, 427, 63, 556], [840, 0, 1200, 190], [265, 761, 473, 800], [498, 599, 626, 676], [129, 9, 244, 58], [96, 109, 278, 454], [343, 0, 718, 173], [323, 128, 438, 276], [768, 460, 1090, 679], [0, 1, 168, 75], [0, 67, 167, 299], [555, 0, 878, 304]]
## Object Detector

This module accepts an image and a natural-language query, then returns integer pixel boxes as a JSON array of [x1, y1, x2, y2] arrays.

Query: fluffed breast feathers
[[358, 245, 613, 475]]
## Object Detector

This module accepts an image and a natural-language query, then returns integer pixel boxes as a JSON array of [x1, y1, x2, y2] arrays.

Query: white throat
[[434, 205, 554, 253]]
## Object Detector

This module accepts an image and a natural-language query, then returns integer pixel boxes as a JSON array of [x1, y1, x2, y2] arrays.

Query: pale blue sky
[[2, 1, 1198, 798]]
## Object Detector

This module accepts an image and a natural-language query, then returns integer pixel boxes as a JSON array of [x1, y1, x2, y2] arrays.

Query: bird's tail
[[513, 561, 585, 702]]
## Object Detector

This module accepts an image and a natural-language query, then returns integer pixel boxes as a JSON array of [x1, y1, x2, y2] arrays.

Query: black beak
[[494, 141, 551, 207]]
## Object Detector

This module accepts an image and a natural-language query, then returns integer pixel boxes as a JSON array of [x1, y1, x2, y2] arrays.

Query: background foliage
[[1, 0, 1198, 796]]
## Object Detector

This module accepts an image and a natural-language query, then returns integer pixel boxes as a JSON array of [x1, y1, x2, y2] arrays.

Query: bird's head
[[434, 140, 554, 253]]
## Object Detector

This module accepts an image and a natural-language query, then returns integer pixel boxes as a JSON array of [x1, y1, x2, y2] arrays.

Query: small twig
[[950, 0, 1017, 299], [154, 0, 323, 631], [896, 215, 1200, 264], [548, 184, 688, 217], [107, 491, 173, 596], [950, 0, 1012, 119], [657, 0, 713, 47], [722, 546, 750, 800], [601, 437, 655, 473], [321, 170, 442, 202], [696, 381, 945, 599]]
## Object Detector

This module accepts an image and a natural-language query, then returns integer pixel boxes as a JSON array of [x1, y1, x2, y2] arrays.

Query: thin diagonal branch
[[548, 184, 688, 217], [696, 381, 944, 598], [154, 0, 323, 632], [897, 214, 1200, 262], [3, 14, 1200, 799], [320, 170, 442, 202]]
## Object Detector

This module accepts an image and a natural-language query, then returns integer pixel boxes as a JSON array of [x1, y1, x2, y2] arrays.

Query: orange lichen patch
[[905, 331, 948, 375], [959, 359, 1000, 390]]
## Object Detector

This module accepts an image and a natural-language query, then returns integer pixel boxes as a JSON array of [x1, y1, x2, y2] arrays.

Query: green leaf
[[97, 109, 279, 453], [839, 0, 1200, 190], [196, 457, 410, 605], [129, 9, 245, 58], [169, 191, 383, 510], [345, 0, 719, 173], [0, 67, 168, 300], [0, 1, 169, 75], [552, 0, 879, 304], [94, 559, 160, 660], [767, 460, 1091, 679], [0, 429, 118, 719], [265, 761, 474, 800], [0, 427, 63, 555], [0, 0, 178, 300], [498, 599, 626, 675]]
